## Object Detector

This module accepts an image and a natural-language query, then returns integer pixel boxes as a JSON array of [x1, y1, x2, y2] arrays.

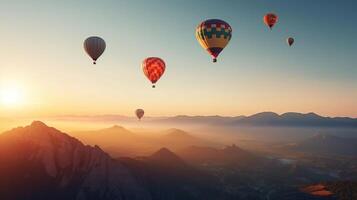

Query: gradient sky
[[0, 0, 356, 118]]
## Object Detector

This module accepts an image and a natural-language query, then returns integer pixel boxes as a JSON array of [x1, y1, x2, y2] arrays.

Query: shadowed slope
[[0, 121, 151, 200]]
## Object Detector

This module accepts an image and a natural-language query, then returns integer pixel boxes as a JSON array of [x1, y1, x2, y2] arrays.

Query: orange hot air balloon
[[142, 57, 166, 88], [135, 109, 144, 120], [263, 13, 278, 29], [287, 37, 294, 46]]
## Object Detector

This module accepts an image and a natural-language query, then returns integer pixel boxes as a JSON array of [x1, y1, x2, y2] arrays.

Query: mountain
[[230, 112, 357, 127], [46, 112, 357, 129], [73, 125, 135, 144], [0, 121, 151, 200], [154, 112, 357, 128], [73, 127, 218, 157], [158, 128, 219, 150], [72, 125, 155, 157], [177, 144, 259, 167], [119, 148, 224, 200], [282, 133, 357, 156], [148, 147, 188, 167]]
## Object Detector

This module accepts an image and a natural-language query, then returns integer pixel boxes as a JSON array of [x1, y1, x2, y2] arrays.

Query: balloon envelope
[[195, 19, 232, 62], [287, 37, 294, 46], [142, 57, 166, 88], [135, 109, 145, 120], [84, 36, 106, 64], [263, 13, 278, 29]]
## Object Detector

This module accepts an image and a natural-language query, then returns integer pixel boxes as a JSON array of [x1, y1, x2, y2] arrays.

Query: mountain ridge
[[0, 121, 151, 200], [157, 112, 357, 127]]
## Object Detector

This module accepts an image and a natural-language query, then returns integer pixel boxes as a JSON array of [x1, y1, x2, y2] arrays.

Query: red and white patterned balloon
[[142, 57, 166, 88]]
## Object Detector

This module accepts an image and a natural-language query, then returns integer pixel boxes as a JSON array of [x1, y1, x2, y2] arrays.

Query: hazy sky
[[0, 0, 356, 118]]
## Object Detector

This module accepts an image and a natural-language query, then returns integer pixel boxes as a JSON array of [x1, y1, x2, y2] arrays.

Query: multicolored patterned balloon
[[263, 13, 278, 30], [142, 57, 166, 88], [195, 19, 232, 63]]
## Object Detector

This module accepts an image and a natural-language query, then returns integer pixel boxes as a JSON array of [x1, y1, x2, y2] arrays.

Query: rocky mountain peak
[[0, 122, 151, 200]]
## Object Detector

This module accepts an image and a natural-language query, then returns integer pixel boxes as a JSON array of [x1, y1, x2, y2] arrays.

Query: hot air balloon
[[135, 109, 144, 120], [142, 57, 165, 88], [84, 36, 106, 64], [263, 13, 278, 30], [195, 19, 232, 63], [287, 37, 294, 46]]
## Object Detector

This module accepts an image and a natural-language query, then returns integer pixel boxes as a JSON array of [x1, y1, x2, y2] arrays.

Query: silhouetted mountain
[[164, 128, 193, 137], [283, 133, 357, 156], [0, 121, 151, 200], [232, 112, 357, 127], [155, 112, 357, 128], [48, 112, 357, 128], [74, 125, 135, 142], [177, 144, 259, 167], [148, 147, 186, 166], [159, 128, 218, 149], [73, 127, 218, 157], [119, 148, 224, 200], [72, 125, 154, 157]]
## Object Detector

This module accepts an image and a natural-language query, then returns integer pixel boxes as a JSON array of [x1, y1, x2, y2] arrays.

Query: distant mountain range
[[156, 112, 357, 128], [49, 112, 357, 128]]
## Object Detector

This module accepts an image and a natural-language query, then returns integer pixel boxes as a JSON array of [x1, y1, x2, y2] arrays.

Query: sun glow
[[0, 87, 23, 107]]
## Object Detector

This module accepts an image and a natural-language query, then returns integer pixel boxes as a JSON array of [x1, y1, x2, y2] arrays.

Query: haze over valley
[[1, 112, 356, 199]]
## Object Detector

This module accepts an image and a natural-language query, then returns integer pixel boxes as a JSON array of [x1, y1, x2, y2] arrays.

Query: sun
[[0, 87, 23, 107]]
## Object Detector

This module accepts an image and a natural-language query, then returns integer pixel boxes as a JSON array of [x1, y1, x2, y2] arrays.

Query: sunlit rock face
[[0, 121, 151, 200]]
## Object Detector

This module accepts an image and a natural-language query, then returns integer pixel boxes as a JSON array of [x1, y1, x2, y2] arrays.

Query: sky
[[0, 0, 356, 118]]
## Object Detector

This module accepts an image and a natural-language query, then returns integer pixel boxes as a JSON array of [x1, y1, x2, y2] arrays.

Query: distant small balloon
[[135, 109, 144, 120], [263, 13, 278, 30], [84, 36, 106, 64], [142, 57, 166, 88], [287, 37, 294, 46]]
